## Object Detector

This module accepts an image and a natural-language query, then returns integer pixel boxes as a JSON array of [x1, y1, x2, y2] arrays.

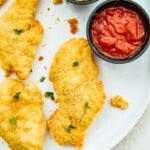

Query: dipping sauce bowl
[[86, 0, 150, 63]]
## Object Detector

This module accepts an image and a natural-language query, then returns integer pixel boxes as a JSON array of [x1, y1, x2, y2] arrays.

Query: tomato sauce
[[91, 6, 145, 58]]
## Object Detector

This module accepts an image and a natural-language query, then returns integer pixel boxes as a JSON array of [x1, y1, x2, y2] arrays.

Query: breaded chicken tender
[[0, 78, 46, 149], [0, 0, 43, 80], [48, 38, 106, 148], [50, 38, 98, 95]]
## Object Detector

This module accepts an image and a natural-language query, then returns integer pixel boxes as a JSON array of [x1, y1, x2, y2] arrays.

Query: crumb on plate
[[52, 0, 62, 5], [44, 66, 47, 70], [67, 18, 78, 34], [38, 56, 44, 61], [42, 43, 47, 48], [110, 95, 128, 110], [56, 17, 60, 21]]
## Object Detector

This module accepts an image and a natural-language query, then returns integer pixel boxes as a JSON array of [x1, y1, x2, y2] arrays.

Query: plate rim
[[100, 96, 150, 150]]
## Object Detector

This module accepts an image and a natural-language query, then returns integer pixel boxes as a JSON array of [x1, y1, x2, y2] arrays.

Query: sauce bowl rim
[[67, 0, 98, 5], [86, 0, 150, 64]]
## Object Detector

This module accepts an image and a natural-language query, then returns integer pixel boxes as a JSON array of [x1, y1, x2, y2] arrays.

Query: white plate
[[0, 0, 150, 150]]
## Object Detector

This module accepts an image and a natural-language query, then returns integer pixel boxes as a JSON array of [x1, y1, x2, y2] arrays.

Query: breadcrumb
[[111, 95, 128, 110], [52, 0, 62, 5], [67, 18, 78, 34], [38, 56, 44, 61], [0, 0, 5, 5]]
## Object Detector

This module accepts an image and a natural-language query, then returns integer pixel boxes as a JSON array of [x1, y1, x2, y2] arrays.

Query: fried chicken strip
[[0, 78, 46, 150], [0, 0, 43, 79], [48, 38, 106, 148], [49, 38, 98, 95]]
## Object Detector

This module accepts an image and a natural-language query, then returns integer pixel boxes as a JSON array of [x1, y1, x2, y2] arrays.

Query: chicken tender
[[48, 38, 106, 148], [0, 78, 46, 150], [0, 0, 43, 80], [50, 38, 98, 95], [49, 81, 105, 147]]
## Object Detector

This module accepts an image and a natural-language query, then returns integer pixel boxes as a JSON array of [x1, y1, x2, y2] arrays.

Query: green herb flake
[[66, 124, 75, 133], [40, 76, 46, 82], [30, 69, 33, 72], [45, 91, 55, 100], [84, 102, 90, 109], [13, 92, 21, 99], [13, 29, 23, 35], [9, 117, 17, 125], [72, 61, 79, 67]]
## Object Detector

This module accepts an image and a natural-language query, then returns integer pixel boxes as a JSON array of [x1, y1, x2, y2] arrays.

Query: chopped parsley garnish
[[84, 102, 90, 109], [40, 76, 46, 82], [66, 124, 75, 133], [72, 61, 79, 67], [30, 69, 33, 72], [9, 117, 17, 125], [13, 29, 23, 35], [13, 92, 21, 99], [45, 91, 55, 100]]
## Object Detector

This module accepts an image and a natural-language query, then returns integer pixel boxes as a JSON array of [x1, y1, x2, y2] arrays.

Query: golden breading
[[49, 38, 98, 95], [48, 38, 106, 148], [49, 81, 105, 147], [0, 0, 43, 80], [0, 78, 46, 149]]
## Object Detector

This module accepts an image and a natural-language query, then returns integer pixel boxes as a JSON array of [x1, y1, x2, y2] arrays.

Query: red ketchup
[[91, 6, 145, 58]]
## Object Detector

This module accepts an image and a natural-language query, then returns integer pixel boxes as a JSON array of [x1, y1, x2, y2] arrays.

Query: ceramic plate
[[0, 0, 150, 150]]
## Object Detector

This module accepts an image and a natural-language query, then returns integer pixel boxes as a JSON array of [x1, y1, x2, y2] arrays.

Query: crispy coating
[[111, 95, 128, 110], [50, 38, 98, 95], [0, 78, 46, 150], [0, 0, 43, 80], [48, 38, 106, 148]]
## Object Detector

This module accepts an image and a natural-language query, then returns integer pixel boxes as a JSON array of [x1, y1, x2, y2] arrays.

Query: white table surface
[[113, 104, 150, 150]]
